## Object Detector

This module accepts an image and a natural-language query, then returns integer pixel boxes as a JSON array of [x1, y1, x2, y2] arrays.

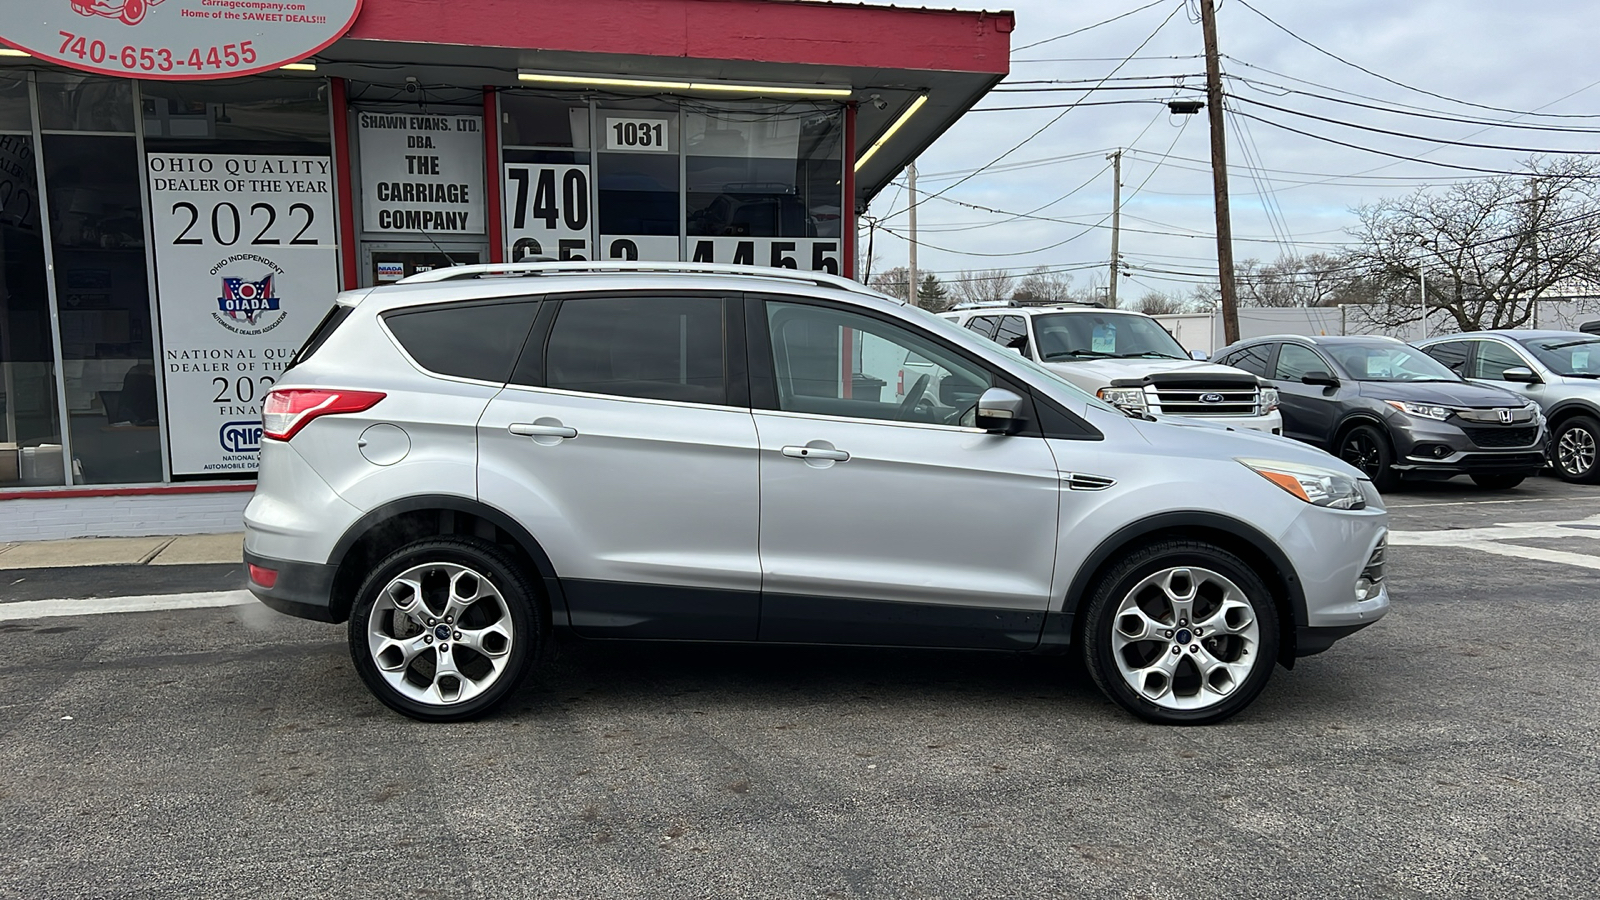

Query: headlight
[[1259, 386, 1280, 413], [1097, 386, 1148, 413], [1385, 400, 1452, 421], [1238, 458, 1366, 510]]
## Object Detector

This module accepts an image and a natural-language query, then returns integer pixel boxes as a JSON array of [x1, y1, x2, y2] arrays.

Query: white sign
[[603, 116, 672, 153], [505, 162, 589, 261], [689, 236, 841, 275], [359, 112, 484, 234], [0, 0, 362, 80], [147, 153, 337, 475]]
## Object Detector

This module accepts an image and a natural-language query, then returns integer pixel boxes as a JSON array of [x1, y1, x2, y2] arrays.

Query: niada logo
[[70, 0, 164, 27], [219, 420, 263, 454], [210, 254, 288, 335]]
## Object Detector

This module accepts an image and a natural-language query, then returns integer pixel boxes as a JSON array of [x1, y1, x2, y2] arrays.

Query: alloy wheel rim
[[1341, 433, 1381, 477], [1558, 427, 1596, 476], [366, 562, 515, 706], [1110, 566, 1261, 711]]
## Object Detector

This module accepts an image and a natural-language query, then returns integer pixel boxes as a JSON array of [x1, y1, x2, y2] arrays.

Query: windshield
[[1322, 341, 1461, 382], [1031, 312, 1188, 361], [1518, 335, 1600, 377]]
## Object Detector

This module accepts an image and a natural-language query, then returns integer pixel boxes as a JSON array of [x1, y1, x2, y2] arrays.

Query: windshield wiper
[[1113, 351, 1186, 360], [1042, 349, 1114, 359]]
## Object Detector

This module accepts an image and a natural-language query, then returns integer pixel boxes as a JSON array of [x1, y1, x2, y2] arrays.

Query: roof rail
[[394, 260, 883, 296]]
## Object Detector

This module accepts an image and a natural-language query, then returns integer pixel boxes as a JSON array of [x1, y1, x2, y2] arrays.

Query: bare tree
[[1012, 266, 1075, 304], [1237, 253, 1352, 307], [952, 269, 1016, 304], [1127, 290, 1186, 315], [1346, 157, 1600, 332], [870, 266, 912, 302]]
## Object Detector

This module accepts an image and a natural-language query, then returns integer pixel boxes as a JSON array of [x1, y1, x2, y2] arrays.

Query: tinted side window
[[994, 315, 1028, 350], [1421, 340, 1470, 375], [965, 316, 1001, 340], [1471, 341, 1526, 380], [1274, 344, 1326, 381], [386, 300, 540, 383], [289, 303, 352, 368], [1224, 343, 1272, 377], [545, 296, 726, 404]]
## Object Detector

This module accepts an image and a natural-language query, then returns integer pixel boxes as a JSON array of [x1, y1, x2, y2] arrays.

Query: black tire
[[1470, 474, 1525, 490], [1081, 540, 1280, 726], [1339, 424, 1399, 492], [1551, 415, 1600, 484], [348, 536, 543, 722]]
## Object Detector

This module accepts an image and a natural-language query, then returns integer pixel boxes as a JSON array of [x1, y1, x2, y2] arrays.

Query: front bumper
[[245, 548, 340, 622], [1277, 504, 1391, 651], [1390, 417, 1547, 477]]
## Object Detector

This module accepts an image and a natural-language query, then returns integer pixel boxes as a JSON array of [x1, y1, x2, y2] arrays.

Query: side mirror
[[1301, 371, 1340, 387], [1502, 366, 1541, 384], [1190, 350, 1209, 361], [975, 387, 1026, 434]]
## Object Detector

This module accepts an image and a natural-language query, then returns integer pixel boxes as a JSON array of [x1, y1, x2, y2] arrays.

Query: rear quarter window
[[384, 300, 541, 383]]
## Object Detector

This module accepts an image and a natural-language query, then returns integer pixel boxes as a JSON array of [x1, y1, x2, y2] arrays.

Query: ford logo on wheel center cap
[[1200, 392, 1225, 403], [434, 624, 452, 641]]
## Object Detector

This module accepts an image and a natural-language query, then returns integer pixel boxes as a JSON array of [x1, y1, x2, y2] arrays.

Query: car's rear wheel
[[1552, 415, 1600, 483], [1339, 424, 1399, 492], [1470, 474, 1525, 490], [348, 536, 542, 721], [1082, 540, 1279, 725]]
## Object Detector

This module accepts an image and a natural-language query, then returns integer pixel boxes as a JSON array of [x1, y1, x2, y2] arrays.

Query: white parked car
[[945, 304, 1282, 434]]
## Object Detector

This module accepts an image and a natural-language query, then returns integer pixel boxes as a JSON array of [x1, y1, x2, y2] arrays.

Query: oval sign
[[0, 0, 362, 80]]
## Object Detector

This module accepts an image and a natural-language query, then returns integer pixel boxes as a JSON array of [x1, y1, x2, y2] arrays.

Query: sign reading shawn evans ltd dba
[[148, 153, 338, 476], [0, 0, 362, 80], [360, 112, 484, 235]]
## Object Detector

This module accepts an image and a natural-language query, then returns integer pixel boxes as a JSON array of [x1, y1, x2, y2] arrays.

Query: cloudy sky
[[865, 0, 1600, 302]]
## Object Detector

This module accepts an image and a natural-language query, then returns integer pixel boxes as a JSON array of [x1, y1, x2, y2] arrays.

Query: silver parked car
[[1415, 330, 1600, 483], [245, 262, 1390, 726]]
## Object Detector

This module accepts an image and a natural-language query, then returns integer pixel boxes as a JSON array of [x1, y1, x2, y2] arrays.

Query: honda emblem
[[1497, 409, 1513, 424]]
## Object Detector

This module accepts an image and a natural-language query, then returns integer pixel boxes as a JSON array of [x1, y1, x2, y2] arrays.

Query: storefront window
[[597, 100, 680, 261], [1, 111, 66, 486], [36, 72, 135, 133], [503, 94, 592, 263], [43, 133, 161, 485], [0, 74, 30, 132], [140, 77, 331, 154]]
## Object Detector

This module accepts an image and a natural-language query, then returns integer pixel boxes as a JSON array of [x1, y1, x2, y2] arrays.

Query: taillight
[[261, 388, 386, 441], [248, 564, 279, 588]]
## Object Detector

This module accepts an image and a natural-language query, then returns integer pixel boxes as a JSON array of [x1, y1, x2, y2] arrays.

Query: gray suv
[[245, 262, 1390, 726], [1415, 330, 1600, 483]]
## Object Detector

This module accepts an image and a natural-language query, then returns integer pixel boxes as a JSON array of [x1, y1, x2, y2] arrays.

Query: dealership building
[[0, 0, 1011, 539]]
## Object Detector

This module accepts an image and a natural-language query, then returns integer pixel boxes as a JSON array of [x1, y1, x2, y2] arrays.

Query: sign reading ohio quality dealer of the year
[[0, 0, 362, 80], [147, 153, 337, 476], [360, 112, 484, 235]]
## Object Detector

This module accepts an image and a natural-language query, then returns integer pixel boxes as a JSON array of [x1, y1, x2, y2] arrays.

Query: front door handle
[[782, 445, 849, 461], [510, 422, 578, 439]]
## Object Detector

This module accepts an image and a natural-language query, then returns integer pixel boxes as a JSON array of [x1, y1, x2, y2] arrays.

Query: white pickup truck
[[942, 303, 1283, 434]]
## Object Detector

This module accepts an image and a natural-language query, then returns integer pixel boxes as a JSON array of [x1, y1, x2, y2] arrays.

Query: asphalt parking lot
[[1, 476, 1597, 899]]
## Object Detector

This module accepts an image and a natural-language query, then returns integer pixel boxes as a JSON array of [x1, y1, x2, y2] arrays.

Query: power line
[[1226, 109, 1574, 176], [1228, 75, 1600, 135], [1013, 0, 1175, 51], [884, 1, 1187, 223], [1229, 94, 1600, 156]]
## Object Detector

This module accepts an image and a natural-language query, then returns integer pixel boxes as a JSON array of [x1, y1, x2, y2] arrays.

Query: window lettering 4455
[[359, 113, 486, 235]]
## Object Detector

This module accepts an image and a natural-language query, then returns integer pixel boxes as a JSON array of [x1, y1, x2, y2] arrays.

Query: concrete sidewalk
[[0, 533, 243, 570]]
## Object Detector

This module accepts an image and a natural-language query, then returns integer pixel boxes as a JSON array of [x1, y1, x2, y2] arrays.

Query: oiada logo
[[219, 420, 263, 454], [70, 0, 164, 27], [212, 265, 288, 336]]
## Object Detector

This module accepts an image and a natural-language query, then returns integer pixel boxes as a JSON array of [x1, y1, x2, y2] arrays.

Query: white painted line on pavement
[[0, 590, 254, 622], [1387, 497, 1560, 509], [1446, 541, 1600, 572]]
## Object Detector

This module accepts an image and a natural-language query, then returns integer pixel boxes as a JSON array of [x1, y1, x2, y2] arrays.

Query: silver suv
[[946, 304, 1283, 434], [1415, 330, 1600, 483], [245, 262, 1390, 726]]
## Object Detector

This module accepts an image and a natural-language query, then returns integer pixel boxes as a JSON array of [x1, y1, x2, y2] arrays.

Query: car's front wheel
[[1339, 424, 1399, 492], [1082, 540, 1280, 725], [348, 536, 543, 721], [1552, 415, 1600, 484]]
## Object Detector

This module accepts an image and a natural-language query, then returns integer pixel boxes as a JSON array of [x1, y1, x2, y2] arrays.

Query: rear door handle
[[782, 445, 849, 461], [509, 422, 578, 439]]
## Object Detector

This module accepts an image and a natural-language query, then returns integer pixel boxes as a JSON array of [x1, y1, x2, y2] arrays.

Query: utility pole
[[907, 161, 919, 307], [1107, 149, 1122, 308], [1199, 0, 1240, 344]]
